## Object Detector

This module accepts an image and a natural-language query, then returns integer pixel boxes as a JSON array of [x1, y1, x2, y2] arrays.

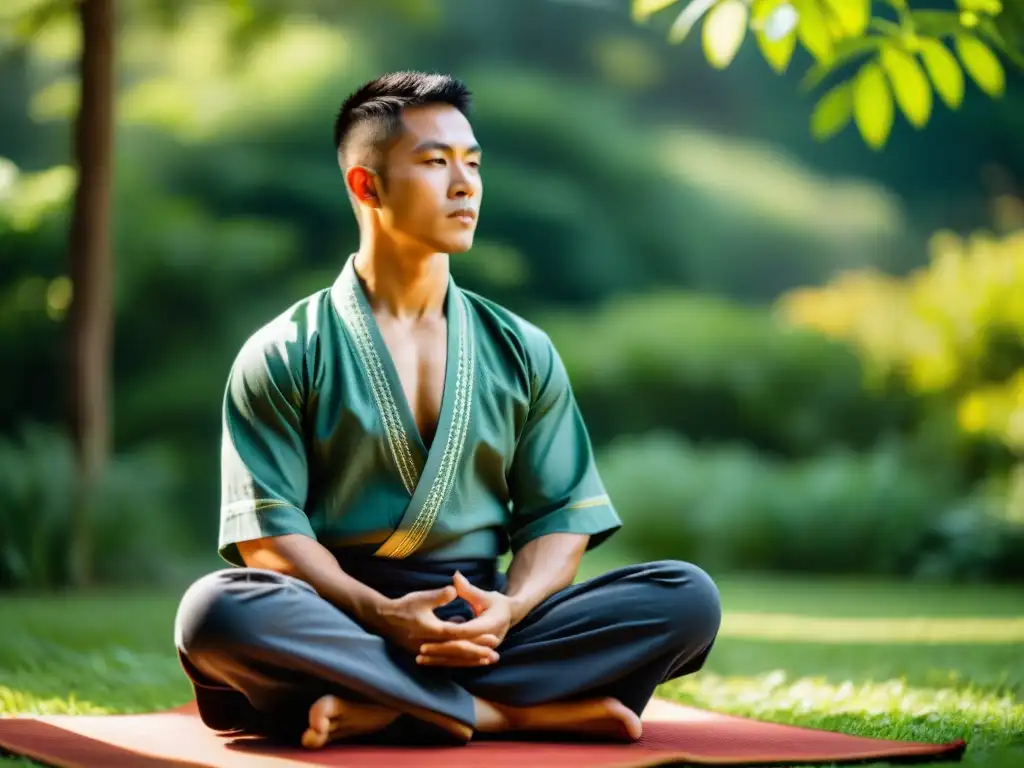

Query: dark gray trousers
[[173, 558, 720, 743]]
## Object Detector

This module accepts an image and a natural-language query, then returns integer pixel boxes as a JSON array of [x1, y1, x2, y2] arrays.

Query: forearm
[[504, 532, 588, 625], [236, 533, 389, 629]]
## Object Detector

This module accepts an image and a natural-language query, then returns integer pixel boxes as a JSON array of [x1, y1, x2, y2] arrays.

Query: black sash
[[330, 545, 504, 620]]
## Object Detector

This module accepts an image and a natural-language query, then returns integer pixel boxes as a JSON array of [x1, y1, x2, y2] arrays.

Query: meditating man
[[174, 71, 721, 749]]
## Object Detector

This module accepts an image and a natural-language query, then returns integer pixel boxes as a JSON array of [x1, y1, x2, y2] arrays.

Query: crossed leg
[[174, 560, 720, 748]]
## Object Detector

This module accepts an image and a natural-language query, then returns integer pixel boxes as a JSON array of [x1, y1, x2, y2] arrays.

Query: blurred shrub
[[0, 424, 186, 589], [779, 227, 1024, 448], [599, 432, 1024, 581], [543, 293, 921, 457], [779, 226, 1024, 516]]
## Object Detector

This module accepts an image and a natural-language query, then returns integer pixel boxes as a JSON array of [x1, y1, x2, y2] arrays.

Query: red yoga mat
[[0, 698, 965, 768]]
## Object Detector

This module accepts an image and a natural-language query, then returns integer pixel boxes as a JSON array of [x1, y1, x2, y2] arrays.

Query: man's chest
[[373, 314, 448, 450]]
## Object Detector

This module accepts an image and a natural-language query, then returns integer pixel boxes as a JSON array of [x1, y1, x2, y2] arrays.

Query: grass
[[1, 555, 1022, 767]]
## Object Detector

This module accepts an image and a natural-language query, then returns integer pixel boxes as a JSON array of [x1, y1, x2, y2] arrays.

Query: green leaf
[[909, 9, 966, 38], [810, 80, 854, 139], [801, 36, 883, 91], [881, 46, 933, 128], [702, 0, 750, 69], [821, 0, 869, 37], [853, 61, 894, 149], [869, 18, 904, 36], [752, 0, 798, 72], [977, 18, 1024, 69], [796, 0, 835, 61], [918, 38, 965, 107], [955, 35, 1005, 96], [633, 0, 681, 22], [667, 0, 719, 44]]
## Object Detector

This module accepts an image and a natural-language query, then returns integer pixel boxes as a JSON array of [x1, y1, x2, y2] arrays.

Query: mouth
[[448, 209, 477, 224]]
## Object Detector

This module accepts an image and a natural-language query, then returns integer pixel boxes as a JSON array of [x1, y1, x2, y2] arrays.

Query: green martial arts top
[[218, 256, 621, 565]]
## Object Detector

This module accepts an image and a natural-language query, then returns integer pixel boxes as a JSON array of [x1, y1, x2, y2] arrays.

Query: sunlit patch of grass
[[663, 670, 1020, 730], [721, 613, 1024, 644], [0, 689, 110, 717]]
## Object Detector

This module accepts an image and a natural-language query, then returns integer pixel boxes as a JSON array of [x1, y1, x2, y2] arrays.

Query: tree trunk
[[67, 0, 116, 588]]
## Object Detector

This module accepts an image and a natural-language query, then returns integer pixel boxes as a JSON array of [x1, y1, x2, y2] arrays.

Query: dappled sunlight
[[0, 644, 188, 717], [779, 227, 1024, 442], [20, 5, 361, 140], [117, 10, 355, 139], [0, 687, 112, 717], [662, 670, 1021, 732], [722, 613, 1024, 644], [657, 130, 904, 242]]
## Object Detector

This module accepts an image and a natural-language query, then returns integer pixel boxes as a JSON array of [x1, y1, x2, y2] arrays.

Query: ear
[[345, 166, 381, 207]]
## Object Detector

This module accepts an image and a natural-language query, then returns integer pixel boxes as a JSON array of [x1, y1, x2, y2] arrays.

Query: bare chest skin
[[374, 313, 448, 449]]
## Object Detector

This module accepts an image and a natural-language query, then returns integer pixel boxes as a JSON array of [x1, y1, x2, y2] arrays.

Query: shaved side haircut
[[333, 71, 473, 176]]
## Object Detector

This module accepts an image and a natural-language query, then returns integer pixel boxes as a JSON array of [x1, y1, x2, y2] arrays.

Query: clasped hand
[[375, 572, 513, 668]]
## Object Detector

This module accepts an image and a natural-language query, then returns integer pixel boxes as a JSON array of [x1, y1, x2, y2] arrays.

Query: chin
[[437, 234, 475, 254]]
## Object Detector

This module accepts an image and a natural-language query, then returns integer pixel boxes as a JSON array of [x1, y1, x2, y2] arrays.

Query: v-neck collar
[[330, 256, 476, 559], [348, 258, 459, 459]]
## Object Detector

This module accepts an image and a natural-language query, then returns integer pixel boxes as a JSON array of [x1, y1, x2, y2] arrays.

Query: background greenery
[[1, 0, 1023, 589]]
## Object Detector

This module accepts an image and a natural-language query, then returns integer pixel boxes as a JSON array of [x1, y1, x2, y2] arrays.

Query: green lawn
[[1, 558, 1022, 767]]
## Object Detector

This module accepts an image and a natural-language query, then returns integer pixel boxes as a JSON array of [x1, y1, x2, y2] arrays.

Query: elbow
[[235, 537, 302, 577]]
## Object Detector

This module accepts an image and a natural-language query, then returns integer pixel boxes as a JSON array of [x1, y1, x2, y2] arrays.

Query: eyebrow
[[412, 140, 482, 154]]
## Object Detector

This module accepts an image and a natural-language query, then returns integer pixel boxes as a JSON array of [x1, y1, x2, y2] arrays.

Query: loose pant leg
[[455, 560, 721, 716], [173, 567, 475, 741]]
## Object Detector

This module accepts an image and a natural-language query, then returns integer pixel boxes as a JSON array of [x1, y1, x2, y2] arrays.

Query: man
[[174, 71, 721, 750]]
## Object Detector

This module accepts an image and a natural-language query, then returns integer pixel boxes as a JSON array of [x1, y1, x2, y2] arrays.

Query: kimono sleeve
[[506, 332, 622, 553], [218, 331, 316, 566]]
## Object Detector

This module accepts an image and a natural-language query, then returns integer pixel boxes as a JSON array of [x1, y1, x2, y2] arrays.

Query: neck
[[352, 230, 450, 320]]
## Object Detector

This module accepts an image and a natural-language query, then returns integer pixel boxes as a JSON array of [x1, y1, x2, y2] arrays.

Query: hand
[[417, 572, 514, 666], [373, 585, 501, 667]]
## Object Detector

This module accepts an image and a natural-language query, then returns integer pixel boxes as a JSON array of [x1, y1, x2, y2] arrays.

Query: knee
[[174, 568, 275, 658], [647, 560, 722, 644]]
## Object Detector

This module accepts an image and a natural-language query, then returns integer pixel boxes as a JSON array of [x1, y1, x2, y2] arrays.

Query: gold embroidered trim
[[337, 272, 418, 496], [376, 294, 475, 559], [220, 499, 300, 518], [566, 494, 611, 510]]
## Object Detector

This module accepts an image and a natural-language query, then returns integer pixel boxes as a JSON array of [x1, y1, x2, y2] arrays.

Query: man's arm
[[504, 532, 588, 626], [504, 329, 621, 560], [237, 534, 388, 627]]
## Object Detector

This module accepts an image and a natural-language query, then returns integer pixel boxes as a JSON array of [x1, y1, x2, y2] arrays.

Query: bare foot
[[300, 695, 399, 748], [474, 696, 643, 742]]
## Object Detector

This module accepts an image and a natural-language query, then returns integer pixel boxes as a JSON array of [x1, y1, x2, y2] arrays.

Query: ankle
[[472, 697, 515, 733]]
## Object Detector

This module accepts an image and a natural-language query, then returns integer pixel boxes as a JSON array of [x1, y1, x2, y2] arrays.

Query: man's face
[[374, 104, 482, 254]]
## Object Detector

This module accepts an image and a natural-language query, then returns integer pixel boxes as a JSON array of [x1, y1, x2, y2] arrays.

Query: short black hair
[[333, 71, 472, 171]]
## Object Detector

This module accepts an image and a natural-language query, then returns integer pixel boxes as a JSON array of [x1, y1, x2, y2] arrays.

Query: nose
[[449, 162, 478, 200]]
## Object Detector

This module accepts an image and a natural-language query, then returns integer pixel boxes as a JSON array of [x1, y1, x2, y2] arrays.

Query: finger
[[419, 635, 501, 654], [428, 585, 459, 608], [443, 614, 501, 640], [407, 586, 458, 610], [418, 639, 499, 659], [416, 654, 498, 667], [453, 571, 487, 615]]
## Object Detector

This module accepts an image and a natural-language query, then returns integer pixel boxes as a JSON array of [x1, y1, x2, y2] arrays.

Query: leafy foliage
[[599, 431, 1024, 581], [634, 0, 1024, 148], [778, 227, 1024, 445], [0, 424, 186, 589], [542, 292, 923, 457], [777, 225, 1024, 522]]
